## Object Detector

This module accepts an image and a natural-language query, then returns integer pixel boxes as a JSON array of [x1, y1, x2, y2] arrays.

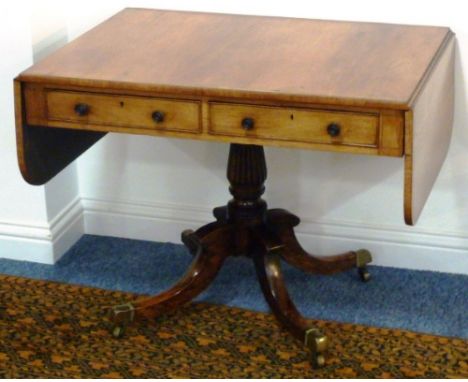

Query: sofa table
[[14, 8, 455, 367]]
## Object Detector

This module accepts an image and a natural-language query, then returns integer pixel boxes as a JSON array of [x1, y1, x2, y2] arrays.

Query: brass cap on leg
[[109, 303, 136, 338], [355, 249, 372, 282], [355, 249, 372, 268], [305, 328, 328, 368], [110, 303, 136, 324]]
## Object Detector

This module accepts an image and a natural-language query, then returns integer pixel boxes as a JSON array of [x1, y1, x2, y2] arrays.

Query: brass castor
[[111, 325, 126, 339], [109, 303, 135, 338], [358, 266, 371, 282], [355, 249, 372, 282], [304, 328, 328, 368]]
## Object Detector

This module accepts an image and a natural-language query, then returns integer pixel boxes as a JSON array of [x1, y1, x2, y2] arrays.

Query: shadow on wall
[[265, 147, 402, 221], [452, 38, 468, 184], [429, 38, 468, 229], [79, 133, 131, 203], [80, 132, 403, 223], [32, 27, 68, 63], [78, 132, 230, 205], [453, 39, 467, 145], [31, 24, 82, 220], [124, 135, 402, 222]]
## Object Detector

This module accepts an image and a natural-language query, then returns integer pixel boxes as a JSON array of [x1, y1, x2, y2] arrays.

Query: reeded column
[[226, 144, 267, 223]]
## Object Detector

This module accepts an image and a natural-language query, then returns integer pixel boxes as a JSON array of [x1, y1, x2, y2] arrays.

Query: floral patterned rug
[[0, 275, 466, 378]]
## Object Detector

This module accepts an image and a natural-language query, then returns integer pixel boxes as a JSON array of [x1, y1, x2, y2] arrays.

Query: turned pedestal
[[110, 144, 372, 367]]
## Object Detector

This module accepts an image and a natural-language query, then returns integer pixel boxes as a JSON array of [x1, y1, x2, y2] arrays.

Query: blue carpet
[[0, 234, 466, 339]]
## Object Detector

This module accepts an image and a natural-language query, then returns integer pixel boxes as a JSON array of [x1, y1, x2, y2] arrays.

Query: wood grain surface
[[14, 80, 106, 185], [209, 102, 379, 148], [20, 82, 404, 157], [404, 36, 455, 225], [18, 8, 451, 109], [46, 90, 201, 133]]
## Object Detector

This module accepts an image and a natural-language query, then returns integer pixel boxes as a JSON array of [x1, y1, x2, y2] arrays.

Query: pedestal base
[[109, 144, 372, 367]]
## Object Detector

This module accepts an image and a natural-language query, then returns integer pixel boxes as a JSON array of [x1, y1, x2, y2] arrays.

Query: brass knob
[[327, 123, 341, 137], [74, 103, 89, 116], [241, 117, 254, 131], [152, 111, 165, 123]]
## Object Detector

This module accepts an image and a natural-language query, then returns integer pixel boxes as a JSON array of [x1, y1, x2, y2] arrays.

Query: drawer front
[[46, 90, 201, 133], [209, 103, 379, 147]]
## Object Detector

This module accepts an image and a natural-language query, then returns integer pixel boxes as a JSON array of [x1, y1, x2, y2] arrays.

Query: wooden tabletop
[[15, 8, 455, 226], [19, 8, 451, 109]]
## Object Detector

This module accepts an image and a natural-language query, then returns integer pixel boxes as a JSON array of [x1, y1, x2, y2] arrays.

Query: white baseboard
[[82, 197, 468, 275], [2, 194, 467, 274], [0, 197, 84, 264], [82, 197, 209, 243]]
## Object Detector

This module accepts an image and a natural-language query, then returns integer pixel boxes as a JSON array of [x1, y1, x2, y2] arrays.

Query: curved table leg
[[181, 220, 224, 256], [213, 205, 228, 222], [267, 209, 372, 280], [110, 224, 233, 337], [253, 244, 328, 368]]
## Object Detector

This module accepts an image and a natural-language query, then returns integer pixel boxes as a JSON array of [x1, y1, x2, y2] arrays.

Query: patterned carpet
[[0, 275, 466, 378]]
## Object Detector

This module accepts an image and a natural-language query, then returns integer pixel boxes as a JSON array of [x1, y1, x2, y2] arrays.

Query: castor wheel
[[358, 266, 371, 282], [305, 328, 328, 368], [314, 353, 326, 368], [111, 325, 126, 338], [355, 249, 372, 282], [109, 303, 135, 338]]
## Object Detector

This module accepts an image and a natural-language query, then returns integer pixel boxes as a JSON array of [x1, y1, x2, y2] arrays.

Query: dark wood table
[[15, 8, 455, 367]]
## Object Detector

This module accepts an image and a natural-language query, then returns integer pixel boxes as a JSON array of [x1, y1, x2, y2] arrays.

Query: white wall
[[1, 0, 467, 273], [0, 1, 83, 263], [0, 3, 51, 262]]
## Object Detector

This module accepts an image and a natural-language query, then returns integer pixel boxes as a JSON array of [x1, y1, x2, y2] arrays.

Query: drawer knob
[[152, 111, 165, 123], [241, 117, 255, 131], [327, 123, 341, 137], [74, 103, 90, 116]]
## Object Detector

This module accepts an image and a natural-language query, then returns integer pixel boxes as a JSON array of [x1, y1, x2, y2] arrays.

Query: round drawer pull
[[152, 111, 165, 123], [241, 117, 255, 131], [74, 103, 90, 116], [327, 123, 341, 137]]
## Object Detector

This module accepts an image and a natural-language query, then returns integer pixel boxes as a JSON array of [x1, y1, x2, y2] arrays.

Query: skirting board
[[82, 197, 468, 275], [2, 194, 467, 274], [0, 197, 84, 264]]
